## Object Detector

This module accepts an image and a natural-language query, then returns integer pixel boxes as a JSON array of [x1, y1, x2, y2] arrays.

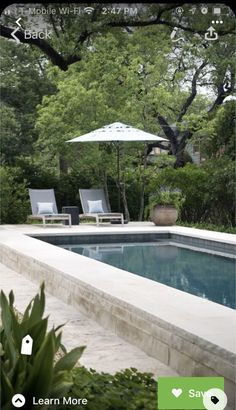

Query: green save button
[[158, 377, 225, 409]]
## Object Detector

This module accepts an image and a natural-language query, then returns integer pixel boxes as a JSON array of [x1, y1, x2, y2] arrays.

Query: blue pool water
[[61, 242, 235, 309]]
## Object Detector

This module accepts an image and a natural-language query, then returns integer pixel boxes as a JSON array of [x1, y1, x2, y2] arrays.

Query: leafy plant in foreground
[[0, 283, 85, 410], [59, 366, 157, 410], [0, 284, 157, 410]]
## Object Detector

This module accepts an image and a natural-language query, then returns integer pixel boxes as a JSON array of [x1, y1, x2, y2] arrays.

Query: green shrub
[[147, 159, 235, 227], [147, 164, 208, 223], [60, 367, 157, 410], [177, 222, 236, 234], [149, 188, 185, 209], [0, 284, 85, 410], [0, 166, 30, 224], [201, 158, 235, 227]]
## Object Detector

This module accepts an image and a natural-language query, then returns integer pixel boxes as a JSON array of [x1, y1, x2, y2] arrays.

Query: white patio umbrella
[[67, 122, 168, 211]]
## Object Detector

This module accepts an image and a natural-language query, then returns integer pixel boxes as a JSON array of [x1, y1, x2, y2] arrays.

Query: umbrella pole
[[117, 143, 121, 212]]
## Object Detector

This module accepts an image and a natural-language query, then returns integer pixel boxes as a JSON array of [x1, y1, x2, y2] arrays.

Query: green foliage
[[0, 284, 157, 409], [0, 103, 21, 165], [0, 284, 85, 410], [60, 367, 157, 410], [146, 187, 185, 219], [1, 13, 235, 227], [211, 101, 235, 159], [147, 164, 208, 223], [204, 101, 236, 159], [15, 156, 60, 189], [0, 38, 55, 165], [201, 158, 235, 226], [177, 222, 236, 234], [190, 101, 236, 160], [0, 166, 29, 224], [147, 159, 235, 226], [152, 188, 185, 209]]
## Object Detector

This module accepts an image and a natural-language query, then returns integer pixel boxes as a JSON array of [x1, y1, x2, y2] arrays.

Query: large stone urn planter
[[150, 205, 178, 226]]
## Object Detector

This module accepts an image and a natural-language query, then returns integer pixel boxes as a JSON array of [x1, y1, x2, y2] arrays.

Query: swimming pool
[[2, 226, 236, 407], [60, 241, 235, 309]]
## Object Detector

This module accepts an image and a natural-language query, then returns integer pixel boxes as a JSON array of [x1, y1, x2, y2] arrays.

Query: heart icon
[[172, 388, 182, 398]]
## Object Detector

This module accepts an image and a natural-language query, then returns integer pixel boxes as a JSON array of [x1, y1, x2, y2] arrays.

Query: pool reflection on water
[[60, 242, 235, 310]]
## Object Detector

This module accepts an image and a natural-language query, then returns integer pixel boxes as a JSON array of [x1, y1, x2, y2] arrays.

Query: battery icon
[[213, 7, 221, 15]]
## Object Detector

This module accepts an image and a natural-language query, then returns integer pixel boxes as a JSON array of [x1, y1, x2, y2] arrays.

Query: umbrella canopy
[[67, 122, 168, 143], [67, 122, 168, 217]]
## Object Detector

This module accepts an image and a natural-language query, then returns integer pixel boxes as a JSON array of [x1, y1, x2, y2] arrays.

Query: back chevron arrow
[[11, 27, 20, 43], [16, 18, 22, 28]]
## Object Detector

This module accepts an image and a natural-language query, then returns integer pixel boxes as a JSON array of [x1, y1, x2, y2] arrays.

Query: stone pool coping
[[0, 224, 235, 407]]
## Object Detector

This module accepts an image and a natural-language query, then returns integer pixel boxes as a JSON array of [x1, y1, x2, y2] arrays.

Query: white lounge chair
[[28, 189, 71, 228], [79, 188, 124, 226]]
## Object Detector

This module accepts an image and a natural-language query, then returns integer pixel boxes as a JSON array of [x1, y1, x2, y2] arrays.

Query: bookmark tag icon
[[20, 335, 33, 355]]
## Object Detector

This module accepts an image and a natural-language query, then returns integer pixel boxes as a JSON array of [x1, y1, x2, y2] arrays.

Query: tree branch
[[108, 17, 235, 36], [178, 130, 192, 150], [208, 68, 235, 113], [155, 112, 178, 155], [176, 60, 208, 122], [157, 20, 235, 36], [49, 14, 60, 38], [208, 85, 232, 112], [1, 3, 234, 72], [0, 24, 81, 71], [147, 142, 169, 155]]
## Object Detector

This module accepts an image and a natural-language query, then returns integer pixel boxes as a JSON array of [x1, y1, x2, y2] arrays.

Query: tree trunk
[[103, 172, 111, 212], [174, 149, 187, 168], [138, 145, 148, 221], [138, 183, 145, 221], [59, 156, 69, 174], [120, 182, 130, 221]]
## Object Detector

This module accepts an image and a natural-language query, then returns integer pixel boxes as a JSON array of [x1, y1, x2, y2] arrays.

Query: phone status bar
[[175, 4, 234, 17], [2, 4, 235, 18], [3, 5, 138, 17]]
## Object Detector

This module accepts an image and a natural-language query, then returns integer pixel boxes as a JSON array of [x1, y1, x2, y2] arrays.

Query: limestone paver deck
[[0, 262, 178, 377]]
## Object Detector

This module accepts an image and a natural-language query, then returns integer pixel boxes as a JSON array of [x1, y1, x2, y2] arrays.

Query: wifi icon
[[84, 7, 94, 14]]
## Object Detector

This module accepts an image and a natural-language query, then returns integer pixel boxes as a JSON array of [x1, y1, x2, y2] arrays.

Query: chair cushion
[[37, 202, 54, 214], [88, 200, 104, 213]]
